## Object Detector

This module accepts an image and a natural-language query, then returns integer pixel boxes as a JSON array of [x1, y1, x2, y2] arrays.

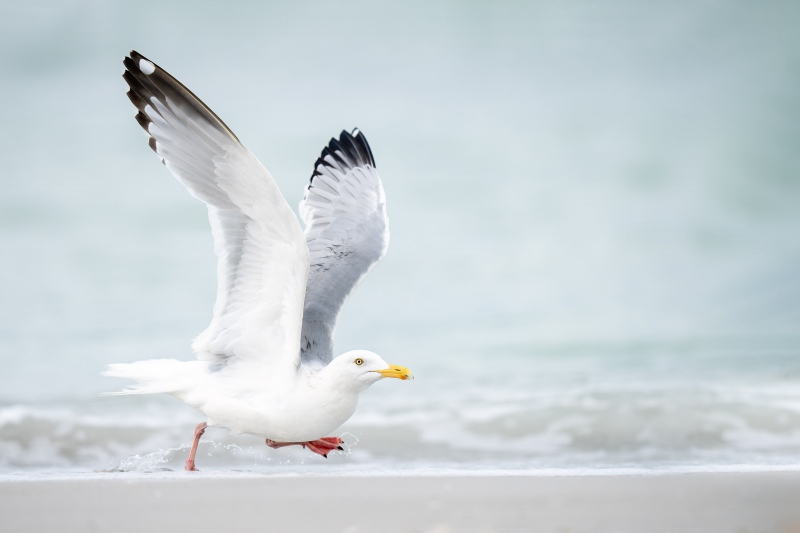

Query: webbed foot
[[266, 436, 344, 458]]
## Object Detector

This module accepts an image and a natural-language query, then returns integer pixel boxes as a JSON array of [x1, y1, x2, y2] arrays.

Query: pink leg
[[185, 422, 207, 471], [266, 436, 344, 458]]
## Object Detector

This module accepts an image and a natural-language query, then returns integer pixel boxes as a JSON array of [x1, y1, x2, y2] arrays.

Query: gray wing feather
[[299, 130, 389, 367]]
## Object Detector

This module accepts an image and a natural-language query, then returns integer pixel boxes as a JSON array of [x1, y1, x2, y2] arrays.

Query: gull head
[[323, 350, 413, 393]]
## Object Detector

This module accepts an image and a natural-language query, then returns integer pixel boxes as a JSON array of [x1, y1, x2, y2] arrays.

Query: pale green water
[[1, 0, 800, 473]]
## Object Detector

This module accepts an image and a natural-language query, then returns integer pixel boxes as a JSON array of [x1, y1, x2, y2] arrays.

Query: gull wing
[[123, 51, 309, 379], [299, 130, 389, 367]]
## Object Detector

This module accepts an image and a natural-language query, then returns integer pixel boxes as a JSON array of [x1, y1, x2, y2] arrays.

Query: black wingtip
[[352, 128, 375, 168], [309, 128, 376, 184], [123, 52, 154, 73], [122, 56, 136, 74], [126, 89, 146, 110], [121, 50, 240, 143], [129, 50, 152, 64], [134, 110, 151, 131]]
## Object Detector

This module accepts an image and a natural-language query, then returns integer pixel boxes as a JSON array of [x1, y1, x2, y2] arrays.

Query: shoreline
[[4, 462, 800, 482], [2, 471, 799, 532]]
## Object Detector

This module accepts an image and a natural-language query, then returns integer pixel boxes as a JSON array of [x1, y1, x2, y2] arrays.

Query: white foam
[[5, 378, 800, 474], [5, 463, 800, 483], [139, 59, 155, 75]]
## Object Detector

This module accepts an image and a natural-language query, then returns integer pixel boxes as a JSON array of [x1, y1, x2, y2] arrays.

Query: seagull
[[104, 51, 412, 471]]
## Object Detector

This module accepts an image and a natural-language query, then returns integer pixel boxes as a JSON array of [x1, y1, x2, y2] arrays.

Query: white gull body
[[104, 51, 412, 460]]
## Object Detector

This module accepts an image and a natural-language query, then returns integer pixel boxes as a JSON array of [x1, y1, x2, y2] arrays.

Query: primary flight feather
[[105, 51, 411, 470]]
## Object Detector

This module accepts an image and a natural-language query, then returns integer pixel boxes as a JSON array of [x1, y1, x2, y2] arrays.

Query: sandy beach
[[2, 471, 799, 533]]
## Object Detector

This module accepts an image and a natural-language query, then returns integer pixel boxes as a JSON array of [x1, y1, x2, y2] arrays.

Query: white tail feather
[[101, 359, 208, 397]]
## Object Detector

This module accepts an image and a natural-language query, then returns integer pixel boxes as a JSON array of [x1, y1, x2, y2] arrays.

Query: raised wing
[[299, 130, 389, 367], [123, 51, 309, 379]]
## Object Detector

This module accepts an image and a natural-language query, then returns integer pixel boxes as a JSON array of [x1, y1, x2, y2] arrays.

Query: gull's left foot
[[266, 436, 344, 458], [185, 422, 207, 471]]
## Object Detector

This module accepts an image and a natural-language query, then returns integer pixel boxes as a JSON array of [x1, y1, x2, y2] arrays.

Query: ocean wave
[[3, 381, 800, 473]]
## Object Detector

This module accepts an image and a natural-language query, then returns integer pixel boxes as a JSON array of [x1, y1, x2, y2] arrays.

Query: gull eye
[[354, 358, 364, 366]]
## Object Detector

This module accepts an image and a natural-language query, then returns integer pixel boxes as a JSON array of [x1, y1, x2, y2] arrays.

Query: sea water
[[1, 0, 800, 475]]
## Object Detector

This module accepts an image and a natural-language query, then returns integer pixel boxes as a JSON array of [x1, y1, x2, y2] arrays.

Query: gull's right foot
[[266, 436, 344, 458]]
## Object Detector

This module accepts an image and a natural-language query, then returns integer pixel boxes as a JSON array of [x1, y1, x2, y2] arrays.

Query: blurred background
[[1, 0, 800, 473]]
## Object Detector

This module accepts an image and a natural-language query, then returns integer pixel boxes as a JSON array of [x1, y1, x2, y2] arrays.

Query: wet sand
[[2, 472, 799, 532]]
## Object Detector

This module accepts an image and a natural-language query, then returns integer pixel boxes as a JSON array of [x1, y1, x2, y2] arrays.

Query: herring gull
[[104, 51, 412, 471]]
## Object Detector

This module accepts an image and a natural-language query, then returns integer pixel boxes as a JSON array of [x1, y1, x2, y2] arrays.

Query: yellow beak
[[375, 364, 414, 381]]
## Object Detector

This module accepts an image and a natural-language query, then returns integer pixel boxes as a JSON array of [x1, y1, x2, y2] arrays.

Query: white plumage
[[105, 51, 411, 469]]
